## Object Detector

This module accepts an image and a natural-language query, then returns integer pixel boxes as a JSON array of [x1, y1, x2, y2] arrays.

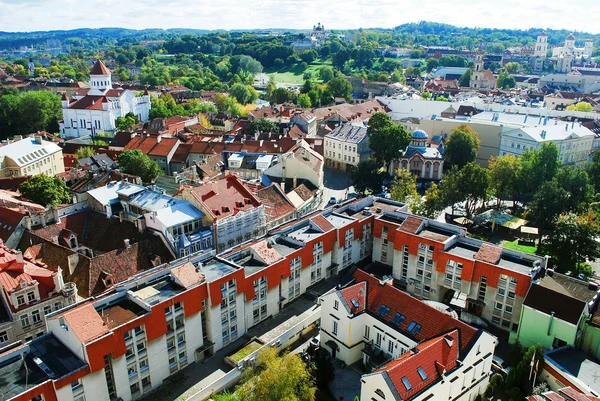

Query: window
[[376, 332, 382, 347], [332, 321, 338, 335], [417, 367, 427, 381], [401, 377, 412, 391], [388, 340, 394, 353], [136, 341, 146, 353], [20, 314, 30, 328], [364, 326, 370, 340], [502, 319, 511, 328], [492, 316, 501, 324], [32, 310, 41, 323], [17, 295, 24, 306], [43, 305, 51, 316], [27, 292, 35, 302], [495, 302, 503, 311], [334, 300, 339, 310], [0, 332, 7, 343], [128, 366, 137, 378], [508, 291, 515, 299], [505, 305, 513, 314], [406, 322, 421, 335], [377, 305, 391, 316], [391, 313, 405, 326], [497, 287, 506, 296]]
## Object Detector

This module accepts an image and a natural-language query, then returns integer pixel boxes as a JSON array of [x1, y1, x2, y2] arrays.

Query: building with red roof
[[182, 174, 266, 252], [319, 268, 495, 401], [125, 134, 181, 174], [0, 206, 26, 248], [0, 239, 77, 344], [60, 60, 151, 138]]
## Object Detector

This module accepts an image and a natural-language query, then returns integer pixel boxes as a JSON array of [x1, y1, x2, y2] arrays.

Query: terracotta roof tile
[[254, 185, 295, 223], [148, 137, 179, 157], [293, 183, 316, 202], [90, 60, 110, 75], [0, 206, 25, 243], [310, 215, 335, 232], [171, 262, 204, 289], [250, 240, 283, 265], [68, 95, 109, 110], [61, 302, 109, 343], [355, 269, 477, 350], [170, 143, 192, 164], [474, 243, 502, 265], [339, 281, 367, 314]]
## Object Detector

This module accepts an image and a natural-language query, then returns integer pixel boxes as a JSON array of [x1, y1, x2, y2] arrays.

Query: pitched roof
[[61, 302, 109, 343], [90, 60, 111, 75], [188, 175, 261, 220], [148, 137, 179, 157], [250, 240, 283, 265], [310, 215, 335, 232], [170, 143, 192, 164], [68, 95, 108, 110], [339, 281, 367, 314], [474, 243, 502, 265], [253, 185, 296, 224], [325, 124, 368, 144], [171, 262, 205, 289], [376, 330, 459, 400], [355, 269, 477, 350], [0, 207, 25, 243], [399, 216, 423, 234], [524, 284, 586, 325]]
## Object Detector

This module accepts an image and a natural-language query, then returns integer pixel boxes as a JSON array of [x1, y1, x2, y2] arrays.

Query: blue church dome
[[412, 129, 429, 139]]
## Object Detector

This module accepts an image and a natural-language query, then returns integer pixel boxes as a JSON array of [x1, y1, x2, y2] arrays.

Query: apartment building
[[0, 239, 77, 345], [319, 269, 496, 401], [0, 135, 64, 177], [324, 123, 370, 170], [369, 205, 547, 333]]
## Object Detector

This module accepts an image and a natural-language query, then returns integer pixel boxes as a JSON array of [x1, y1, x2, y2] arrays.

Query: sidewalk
[[141, 276, 342, 401]]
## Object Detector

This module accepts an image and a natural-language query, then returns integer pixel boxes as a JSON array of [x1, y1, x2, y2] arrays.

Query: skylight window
[[391, 313, 405, 325], [417, 367, 427, 381], [351, 298, 359, 308], [377, 304, 390, 316], [401, 377, 412, 391], [406, 322, 422, 335]]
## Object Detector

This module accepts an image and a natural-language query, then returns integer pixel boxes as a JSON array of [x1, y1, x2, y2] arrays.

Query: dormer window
[[17, 295, 25, 306], [20, 280, 27, 289], [27, 292, 35, 302]]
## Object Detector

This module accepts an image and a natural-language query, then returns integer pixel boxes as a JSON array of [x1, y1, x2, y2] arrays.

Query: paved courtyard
[[329, 361, 363, 401]]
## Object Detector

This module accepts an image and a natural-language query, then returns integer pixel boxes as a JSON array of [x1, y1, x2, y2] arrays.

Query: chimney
[[33, 135, 43, 145], [157, 136, 162, 143]]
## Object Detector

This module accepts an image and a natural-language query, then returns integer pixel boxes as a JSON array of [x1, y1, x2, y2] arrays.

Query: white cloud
[[0, 0, 599, 33]]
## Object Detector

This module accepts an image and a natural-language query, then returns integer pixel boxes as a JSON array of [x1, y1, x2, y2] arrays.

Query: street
[[320, 167, 355, 209]]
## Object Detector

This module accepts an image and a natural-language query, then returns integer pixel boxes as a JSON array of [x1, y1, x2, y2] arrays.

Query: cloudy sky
[[1, 0, 599, 33]]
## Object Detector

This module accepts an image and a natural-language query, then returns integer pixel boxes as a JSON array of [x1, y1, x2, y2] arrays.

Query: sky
[[1, 0, 600, 34]]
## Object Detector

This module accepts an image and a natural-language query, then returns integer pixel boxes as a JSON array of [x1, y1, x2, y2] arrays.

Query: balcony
[[362, 342, 392, 372]]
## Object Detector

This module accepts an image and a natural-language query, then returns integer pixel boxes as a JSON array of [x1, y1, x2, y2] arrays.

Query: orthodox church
[[60, 60, 151, 138], [390, 129, 444, 180]]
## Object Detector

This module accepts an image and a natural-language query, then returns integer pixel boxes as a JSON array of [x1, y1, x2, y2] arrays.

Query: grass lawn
[[265, 60, 330, 85], [503, 239, 537, 255], [228, 341, 263, 363]]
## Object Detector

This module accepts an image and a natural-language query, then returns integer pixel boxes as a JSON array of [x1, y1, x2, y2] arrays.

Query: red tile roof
[[310, 215, 335, 232], [253, 185, 296, 224], [250, 240, 283, 265], [188, 174, 261, 220], [293, 183, 316, 202], [474, 243, 502, 265], [148, 137, 179, 157], [400, 216, 423, 234], [171, 143, 192, 164], [354, 269, 477, 350], [90, 60, 111, 75], [339, 281, 367, 314], [376, 330, 459, 400], [125, 136, 159, 154], [0, 206, 25, 243], [171, 262, 204, 289], [61, 302, 109, 343], [68, 95, 109, 110]]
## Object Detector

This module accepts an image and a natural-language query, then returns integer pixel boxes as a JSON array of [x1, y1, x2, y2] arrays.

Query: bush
[[490, 373, 504, 390], [509, 387, 523, 401], [273, 58, 284, 68], [485, 385, 493, 398]]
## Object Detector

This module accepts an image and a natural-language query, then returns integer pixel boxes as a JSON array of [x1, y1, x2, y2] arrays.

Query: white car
[[492, 355, 510, 374]]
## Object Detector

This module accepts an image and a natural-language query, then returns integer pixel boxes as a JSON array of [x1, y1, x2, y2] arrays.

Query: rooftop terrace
[[96, 298, 148, 329], [131, 278, 186, 306]]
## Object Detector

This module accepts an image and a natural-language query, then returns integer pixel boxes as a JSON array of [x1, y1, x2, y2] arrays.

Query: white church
[[60, 60, 151, 138]]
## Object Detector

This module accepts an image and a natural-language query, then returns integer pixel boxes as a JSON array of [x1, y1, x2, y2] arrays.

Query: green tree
[[236, 347, 316, 401], [298, 93, 312, 108], [230, 83, 258, 105], [588, 151, 600, 192], [458, 68, 472, 87], [349, 158, 386, 195], [75, 147, 96, 160], [566, 101, 593, 112], [496, 71, 516, 89], [520, 142, 560, 192], [20, 174, 71, 206], [489, 154, 521, 208], [319, 66, 334, 83], [528, 180, 568, 229], [413, 183, 445, 218], [366, 112, 411, 169], [269, 87, 294, 104], [326, 77, 352, 100], [116, 113, 139, 131], [390, 168, 419, 203], [441, 163, 489, 219], [117, 150, 162, 183], [547, 213, 600, 273], [555, 167, 594, 213], [444, 124, 480, 168], [248, 118, 279, 134], [504, 62, 521, 73]]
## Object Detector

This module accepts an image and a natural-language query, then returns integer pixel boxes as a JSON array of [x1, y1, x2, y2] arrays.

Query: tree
[[504, 62, 521, 73], [247, 118, 279, 134], [319, 66, 334, 83], [116, 113, 139, 131], [458, 68, 472, 87], [444, 124, 480, 169], [520, 142, 560, 192], [390, 168, 419, 203], [441, 163, 489, 219], [496, 71, 516, 89], [117, 150, 162, 183], [528, 180, 568, 229], [230, 83, 258, 105], [269, 87, 294, 104], [236, 347, 316, 401], [588, 151, 600, 192], [297, 93, 312, 108], [75, 147, 96, 160], [349, 159, 386, 195], [555, 167, 594, 213], [489, 154, 521, 208], [20, 174, 71, 206], [547, 213, 600, 273], [326, 77, 352, 100], [414, 183, 445, 218], [366, 112, 411, 170], [567, 101, 593, 112]]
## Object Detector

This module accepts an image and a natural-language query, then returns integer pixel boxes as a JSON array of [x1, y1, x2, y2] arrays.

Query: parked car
[[492, 355, 511, 375]]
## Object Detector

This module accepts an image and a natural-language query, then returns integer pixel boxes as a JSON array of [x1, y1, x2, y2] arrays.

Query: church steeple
[[89, 60, 112, 92]]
